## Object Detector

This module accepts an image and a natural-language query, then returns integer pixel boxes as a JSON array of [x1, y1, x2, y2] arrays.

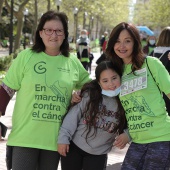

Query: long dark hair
[[106, 22, 145, 73], [31, 10, 69, 57], [79, 61, 126, 139]]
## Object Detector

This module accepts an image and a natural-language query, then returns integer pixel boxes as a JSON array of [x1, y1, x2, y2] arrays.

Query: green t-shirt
[[3, 48, 91, 151], [148, 46, 154, 55], [120, 56, 170, 144]]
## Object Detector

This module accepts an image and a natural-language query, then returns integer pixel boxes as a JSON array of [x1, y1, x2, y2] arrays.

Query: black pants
[[61, 141, 107, 170], [81, 62, 89, 71], [9, 146, 60, 170]]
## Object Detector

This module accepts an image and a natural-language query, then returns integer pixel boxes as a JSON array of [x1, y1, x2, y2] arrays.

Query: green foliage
[[61, 0, 130, 31], [0, 39, 9, 47], [0, 54, 13, 71], [0, 71, 6, 85], [0, 47, 22, 72], [2, 7, 8, 16], [12, 48, 22, 59], [2, 0, 169, 52], [148, 0, 170, 28], [133, 0, 170, 29]]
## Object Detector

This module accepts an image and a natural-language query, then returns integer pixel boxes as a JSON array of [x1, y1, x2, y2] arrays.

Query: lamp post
[[9, 0, 14, 55], [56, 0, 62, 12], [83, 12, 87, 29], [73, 7, 78, 43], [23, 8, 28, 49]]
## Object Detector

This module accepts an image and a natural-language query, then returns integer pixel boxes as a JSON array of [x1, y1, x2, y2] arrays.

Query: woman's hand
[[113, 133, 129, 149], [71, 90, 82, 104], [168, 52, 170, 60], [58, 144, 69, 156]]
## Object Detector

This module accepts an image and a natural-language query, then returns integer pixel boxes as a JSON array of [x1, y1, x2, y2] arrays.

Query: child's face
[[99, 69, 121, 90], [114, 29, 134, 64]]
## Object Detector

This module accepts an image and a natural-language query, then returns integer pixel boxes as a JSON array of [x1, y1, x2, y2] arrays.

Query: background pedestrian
[[76, 29, 90, 70], [143, 35, 156, 56], [153, 26, 170, 115]]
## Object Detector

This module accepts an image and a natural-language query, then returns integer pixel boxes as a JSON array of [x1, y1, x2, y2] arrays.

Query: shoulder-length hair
[[31, 10, 69, 57], [156, 27, 170, 47], [106, 22, 145, 73]]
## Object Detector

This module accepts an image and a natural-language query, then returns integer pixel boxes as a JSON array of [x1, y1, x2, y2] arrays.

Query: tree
[[0, 0, 4, 23], [2, 0, 130, 52], [5, 0, 30, 52], [133, 0, 170, 29], [61, 0, 129, 39], [147, 0, 170, 28]]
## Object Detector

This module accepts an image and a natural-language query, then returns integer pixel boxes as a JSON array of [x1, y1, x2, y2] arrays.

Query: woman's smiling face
[[114, 29, 134, 64], [39, 20, 65, 52]]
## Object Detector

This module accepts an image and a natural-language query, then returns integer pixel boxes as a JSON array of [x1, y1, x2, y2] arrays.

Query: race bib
[[120, 68, 147, 96]]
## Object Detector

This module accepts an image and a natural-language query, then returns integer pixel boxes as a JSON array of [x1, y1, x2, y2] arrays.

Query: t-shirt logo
[[34, 61, 46, 74]]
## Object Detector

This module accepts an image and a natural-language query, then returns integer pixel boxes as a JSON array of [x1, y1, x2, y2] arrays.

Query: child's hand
[[58, 144, 69, 156], [113, 133, 129, 149], [71, 90, 81, 104]]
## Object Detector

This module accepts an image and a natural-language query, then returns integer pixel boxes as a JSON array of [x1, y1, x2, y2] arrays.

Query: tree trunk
[[31, 0, 38, 43], [14, 13, 24, 52], [47, 0, 50, 11], [0, 0, 4, 23], [5, 0, 30, 53]]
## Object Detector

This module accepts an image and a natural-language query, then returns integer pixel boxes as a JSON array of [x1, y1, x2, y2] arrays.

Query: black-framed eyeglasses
[[43, 28, 64, 36]]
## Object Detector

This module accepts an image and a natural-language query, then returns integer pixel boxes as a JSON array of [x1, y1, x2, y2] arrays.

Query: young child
[[57, 61, 130, 170]]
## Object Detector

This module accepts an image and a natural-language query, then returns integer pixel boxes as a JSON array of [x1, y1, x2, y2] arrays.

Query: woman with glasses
[[0, 10, 90, 170]]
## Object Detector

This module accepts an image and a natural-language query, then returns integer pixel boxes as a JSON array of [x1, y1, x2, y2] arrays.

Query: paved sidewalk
[[0, 48, 9, 58], [0, 50, 128, 170]]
